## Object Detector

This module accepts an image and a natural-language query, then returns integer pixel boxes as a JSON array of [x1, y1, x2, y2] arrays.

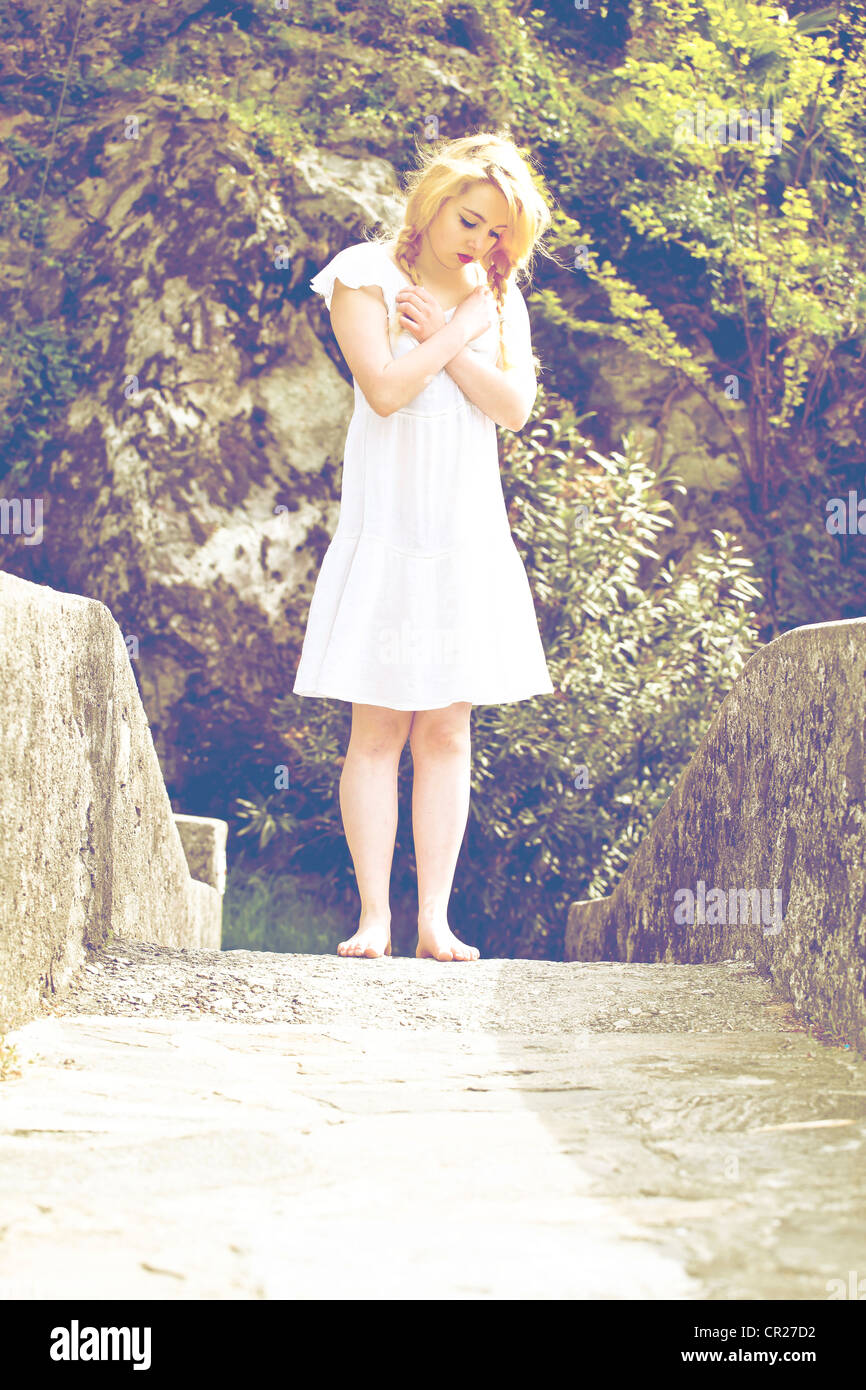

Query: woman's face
[[428, 181, 511, 273]]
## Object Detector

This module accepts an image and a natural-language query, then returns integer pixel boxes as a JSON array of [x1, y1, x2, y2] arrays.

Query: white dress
[[293, 238, 555, 711]]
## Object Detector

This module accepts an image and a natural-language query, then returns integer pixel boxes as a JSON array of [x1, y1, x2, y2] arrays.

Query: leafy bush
[[222, 859, 356, 954], [0, 320, 83, 496], [233, 384, 763, 958]]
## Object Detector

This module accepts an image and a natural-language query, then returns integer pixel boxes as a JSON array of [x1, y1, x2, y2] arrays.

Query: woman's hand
[[451, 284, 497, 344], [395, 286, 447, 343]]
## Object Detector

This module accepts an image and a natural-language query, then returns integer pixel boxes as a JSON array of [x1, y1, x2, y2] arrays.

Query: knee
[[410, 719, 471, 759], [349, 718, 410, 759]]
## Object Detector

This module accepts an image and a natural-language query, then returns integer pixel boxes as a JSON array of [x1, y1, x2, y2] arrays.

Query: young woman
[[294, 131, 555, 962]]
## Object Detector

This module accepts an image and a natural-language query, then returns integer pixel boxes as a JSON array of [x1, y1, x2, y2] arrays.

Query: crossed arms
[[328, 279, 537, 431]]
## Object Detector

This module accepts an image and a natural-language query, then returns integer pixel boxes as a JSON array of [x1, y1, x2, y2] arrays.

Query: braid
[[486, 262, 511, 372], [391, 229, 511, 372], [392, 228, 424, 334]]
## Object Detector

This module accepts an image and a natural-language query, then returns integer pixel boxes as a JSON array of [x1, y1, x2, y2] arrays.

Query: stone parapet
[[0, 571, 227, 1030], [567, 618, 866, 1057]]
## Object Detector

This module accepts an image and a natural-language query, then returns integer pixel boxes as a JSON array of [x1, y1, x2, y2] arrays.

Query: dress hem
[[292, 684, 556, 711]]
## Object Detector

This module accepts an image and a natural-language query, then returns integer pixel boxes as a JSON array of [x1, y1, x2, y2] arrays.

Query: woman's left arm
[[442, 348, 536, 432], [448, 277, 537, 431]]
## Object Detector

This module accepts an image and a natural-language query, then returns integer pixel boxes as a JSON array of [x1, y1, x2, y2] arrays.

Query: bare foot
[[416, 916, 480, 961], [337, 915, 392, 958]]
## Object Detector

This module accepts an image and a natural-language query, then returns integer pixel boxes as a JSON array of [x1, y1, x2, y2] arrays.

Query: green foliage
[[222, 860, 356, 954], [0, 321, 82, 496], [3, 135, 47, 170], [284, 0, 496, 51], [0, 1033, 22, 1081], [467, 387, 763, 956], [234, 386, 763, 958], [485, 0, 866, 630], [609, 0, 866, 452]]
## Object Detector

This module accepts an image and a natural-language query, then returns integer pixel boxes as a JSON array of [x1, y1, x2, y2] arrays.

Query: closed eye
[[460, 216, 500, 240]]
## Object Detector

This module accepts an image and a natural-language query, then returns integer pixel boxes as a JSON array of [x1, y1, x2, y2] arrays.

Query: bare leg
[[410, 702, 480, 961], [337, 702, 413, 957]]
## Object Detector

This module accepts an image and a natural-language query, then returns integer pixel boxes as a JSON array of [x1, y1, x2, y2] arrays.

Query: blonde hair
[[370, 130, 554, 373]]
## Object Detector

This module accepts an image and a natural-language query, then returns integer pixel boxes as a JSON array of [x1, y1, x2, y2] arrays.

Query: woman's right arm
[[329, 278, 470, 417]]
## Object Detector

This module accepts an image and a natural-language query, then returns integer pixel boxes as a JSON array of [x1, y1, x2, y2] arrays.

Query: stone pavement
[[1, 945, 864, 1299]]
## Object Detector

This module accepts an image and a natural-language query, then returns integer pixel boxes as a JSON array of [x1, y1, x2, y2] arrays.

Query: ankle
[[417, 907, 448, 926]]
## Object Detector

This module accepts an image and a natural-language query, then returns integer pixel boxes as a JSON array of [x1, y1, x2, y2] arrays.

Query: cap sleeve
[[309, 241, 395, 316]]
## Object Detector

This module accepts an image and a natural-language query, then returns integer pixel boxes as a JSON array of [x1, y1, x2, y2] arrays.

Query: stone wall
[[567, 617, 866, 1056], [0, 571, 227, 1032]]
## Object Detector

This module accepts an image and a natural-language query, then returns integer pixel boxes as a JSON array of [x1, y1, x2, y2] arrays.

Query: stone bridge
[[1, 570, 864, 1299]]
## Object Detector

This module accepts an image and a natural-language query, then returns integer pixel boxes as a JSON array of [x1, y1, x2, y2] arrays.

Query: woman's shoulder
[[332, 238, 398, 275], [309, 239, 398, 311]]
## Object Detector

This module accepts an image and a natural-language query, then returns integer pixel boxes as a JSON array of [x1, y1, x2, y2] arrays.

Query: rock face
[[566, 616, 866, 1058], [0, 28, 752, 807], [582, 340, 747, 493], [1, 83, 404, 794], [0, 571, 227, 1032]]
